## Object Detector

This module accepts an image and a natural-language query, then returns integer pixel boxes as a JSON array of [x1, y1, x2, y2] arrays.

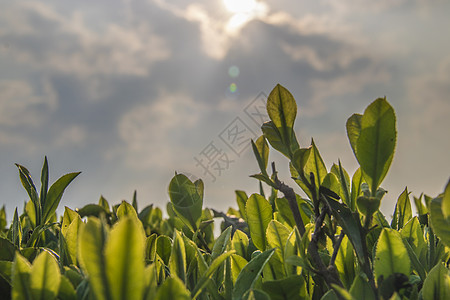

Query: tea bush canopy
[[0, 84, 449, 300]]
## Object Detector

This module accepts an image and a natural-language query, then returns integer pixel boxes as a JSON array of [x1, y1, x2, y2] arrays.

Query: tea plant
[[0, 84, 449, 300]]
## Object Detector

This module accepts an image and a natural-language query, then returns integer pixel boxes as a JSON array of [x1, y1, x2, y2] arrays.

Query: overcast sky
[[1, 0, 449, 220]]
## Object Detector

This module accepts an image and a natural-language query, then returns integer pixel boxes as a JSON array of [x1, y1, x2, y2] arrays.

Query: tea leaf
[[349, 274, 375, 300], [78, 218, 111, 300], [42, 172, 81, 224], [429, 196, 450, 247], [105, 217, 146, 300], [441, 180, 450, 219], [246, 194, 273, 251], [169, 230, 186, 283], [421, 263, 450, 300], [168, 174, 203, 232], [233, 248, 275, 300], [251, 136, 269, 176], [261, 275, 306, 300], [12, 252, 32, 300], [266, 84, 299, 158], [355, 98, 396, 194], [374, 228, 410, 280], [346, 113, 362, 157], [30, 251, 61, 300], [391, 188, 412, 230], [155, 277, 190, 300]]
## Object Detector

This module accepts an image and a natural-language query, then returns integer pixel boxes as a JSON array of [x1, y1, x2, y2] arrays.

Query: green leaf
[[374, 228, 410, 280], [155, 277, 190, 300], [232, 229, 250, 259], [169, 230, 186, 283], [266, 220, 290, 265], [11, 208, 22, 249], [421, 263, 450, 300], [191, 250, 236, 298], [42, 172, 81, 224], [242, 289, 271, 300], [39, 157, 49, 209], [350, 168, 364, 212], [441, 180, 450, 219], [246, 194, 273, 251], [0, 261, 12, 285], [57, 276, 77, 300], [391, 188, 412, 230], [231, 254, 248, 283], [349, 274, 375, 300], [429, 196, 450, 247], [326, 199, 365, 268], [252, 136, 270, 176], [236, 191, 249, 221], [354, 98, 396, 195], [61, 206, 79, 236], [168, 174, 203, 232], [212, 226, 232, 261], [30, 250, 61, 300], [333, 161, 352, 210], [78, 218, 111, 300], [106, 217, 146, 300], [346, 113, 362, 157], [261, 121, 297, 159], [116, 200, 138, 219], [156, 235, 172, 266], [322, 173, 340, 196], [63, 215, 83, 265], [233, 248, 276, 300], [266, 84, 299, 158], [16, 164, 40, 226], [77, 204, 109, 219], [304, 139, 327, 190], [261, 275, 306, 300], [12, 252, 32, 300], [334, 235, 356, 289]]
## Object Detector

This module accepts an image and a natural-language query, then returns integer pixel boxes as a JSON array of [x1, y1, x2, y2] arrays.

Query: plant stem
[[271, 163, 305, 236]]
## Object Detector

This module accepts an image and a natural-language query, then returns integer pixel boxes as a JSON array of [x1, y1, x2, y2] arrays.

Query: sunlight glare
[[223, 0, 260, 14]]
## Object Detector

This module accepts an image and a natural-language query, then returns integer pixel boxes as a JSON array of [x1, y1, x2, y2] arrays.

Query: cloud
[[116, 92, 208, 170], [0, 79, 57, 127], [0, 1, 170, 77]]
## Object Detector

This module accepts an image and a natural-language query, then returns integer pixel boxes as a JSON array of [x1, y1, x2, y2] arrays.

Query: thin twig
[[329, 231, 345, 267], [272, 162, 306, 236]]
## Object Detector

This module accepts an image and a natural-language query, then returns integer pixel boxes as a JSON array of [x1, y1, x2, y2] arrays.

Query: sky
[[1, 0, 449, 221]]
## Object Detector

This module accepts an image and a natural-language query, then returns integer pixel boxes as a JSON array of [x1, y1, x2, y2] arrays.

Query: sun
[[223, 0, 259, 14]]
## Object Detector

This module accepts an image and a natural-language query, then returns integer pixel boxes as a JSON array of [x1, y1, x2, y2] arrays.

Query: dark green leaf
[[233, 248, 275, 300], [42, 172, 81, 224], [169, 230, 186, 283]]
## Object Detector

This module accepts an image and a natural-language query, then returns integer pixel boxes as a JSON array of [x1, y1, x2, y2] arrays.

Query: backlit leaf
[[374, 228, 410, 280], [422, 263, 450, 300], [155, 277, 190, 300], [105, 217, 146, 300], [246, 194, 273, 251], [30, 251, 61, 300], [168, 174, 203, 232], [355, 98, 396, 194]]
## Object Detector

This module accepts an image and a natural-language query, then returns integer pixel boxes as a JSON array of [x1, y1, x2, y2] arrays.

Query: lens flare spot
[[228, 66, 240, 78], [229, 83, 237, 93]]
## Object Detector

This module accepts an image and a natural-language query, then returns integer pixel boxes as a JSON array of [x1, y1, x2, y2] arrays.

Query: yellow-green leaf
[[246, 194, 273, 251], [105, 217, 146, 300], [374, 228, 410, 280], [30, 251, 61, 300]]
